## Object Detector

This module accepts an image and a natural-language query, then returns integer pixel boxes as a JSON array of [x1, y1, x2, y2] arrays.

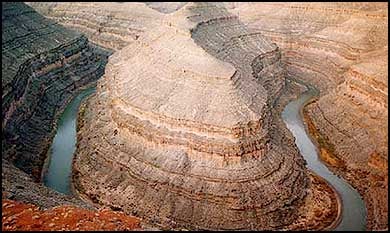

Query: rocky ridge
[[26, 2, 164, 51], [1, 2, 109, 208], [72, 2, 338, 230], [227, 2, 388, 230]]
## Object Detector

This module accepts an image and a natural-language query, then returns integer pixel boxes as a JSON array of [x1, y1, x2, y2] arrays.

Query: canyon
[[225, 3, 388, 230], [2, 1, 118, 226], [70, 2, 326, 230], [2, 2, 110, 181], [27, 2, 164, 52], [2, 2, 388, 231]]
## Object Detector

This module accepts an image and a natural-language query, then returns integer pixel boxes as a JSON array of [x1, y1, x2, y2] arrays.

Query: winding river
[[281, 82, 366, 231], [44, 83, 366, 230], [43, 87, 95, 195]]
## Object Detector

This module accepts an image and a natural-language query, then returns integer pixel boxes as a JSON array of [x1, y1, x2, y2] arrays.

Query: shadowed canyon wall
[[23, 2, 387, 230], [27, 2, 164, 51], [225, 2, 388, 230], [2, 2, 109, 207]]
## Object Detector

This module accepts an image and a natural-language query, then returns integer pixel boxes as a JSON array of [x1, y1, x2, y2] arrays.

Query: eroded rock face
[[25, 1, 387, 230], [73, 2, 309, 230], [226, 2, 387, 91], [226, 2, 388, 230], [2, 159, 91, 210], [2, 2, 109, 182], [26, 2, 165, 51]]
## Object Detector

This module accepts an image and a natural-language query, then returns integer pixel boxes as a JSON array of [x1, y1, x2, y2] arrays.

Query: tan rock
[[72, 2, 308, 230]]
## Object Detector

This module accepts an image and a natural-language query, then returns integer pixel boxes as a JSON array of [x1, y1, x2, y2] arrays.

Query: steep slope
[[227, 2, 388, 230], [26, 2, 164, 51], [72, 3, 338, 230], [2, 1, 109, 200]]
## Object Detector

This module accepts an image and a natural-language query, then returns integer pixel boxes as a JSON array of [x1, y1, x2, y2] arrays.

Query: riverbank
[[2, 159, 92, 211], [283, 80, 367, 230], [303, 101, 346, 173], [2, 84, 101, 212], [276, 79, 342, 231], [303, 101, 387, 230], [285, 171, 341, 230], [40, 85, 99, 196]]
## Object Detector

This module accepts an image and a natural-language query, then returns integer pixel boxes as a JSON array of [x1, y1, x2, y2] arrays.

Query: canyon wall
[[226, 2, 388, 230], [2, 1, 109, 206], [25, 2, 387, 230], [2, 159, 91, 210], [72, 2, 315, 230], [26, 2, 164, 51]]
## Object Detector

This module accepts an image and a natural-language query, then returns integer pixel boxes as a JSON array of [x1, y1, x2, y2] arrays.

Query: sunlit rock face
[[2, 2, 109, 180], [26, 2, 164, 51], [26, 1, 388, 230], [72, 2, 309, 230], [226, 2, 388, 230]]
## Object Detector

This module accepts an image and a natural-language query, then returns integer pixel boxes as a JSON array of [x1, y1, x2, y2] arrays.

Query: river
[[43, 87, 95, 195], [44, 83, 366, 230], [281, 82, 366, 231]]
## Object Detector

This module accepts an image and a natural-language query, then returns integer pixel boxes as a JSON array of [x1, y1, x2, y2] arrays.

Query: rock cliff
[[226, 2, 388, 230], [2, 1, 109, 204], [71, 2, 337, 230], [23, 2, 386, 230], [2, 159, 90, 210], [26, 2, 164, 51]]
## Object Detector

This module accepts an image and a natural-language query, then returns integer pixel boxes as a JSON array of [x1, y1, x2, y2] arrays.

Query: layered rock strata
[[26, 2, 164, 51], [304, 50, 388, 230], [227, 2, 388, 230], [2, 2, 109, 184], [73, 3, 313, 230], [226, 2, 387, 92], [19, 1, 386, 230]]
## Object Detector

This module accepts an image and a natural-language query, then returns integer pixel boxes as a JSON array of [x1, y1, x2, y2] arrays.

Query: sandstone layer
[[1, 2, 111, 217], [24, 2, 384, 230], [70, 2, 337, 230], [226, 2, 388, 230], [26, 2, 164, 51]]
